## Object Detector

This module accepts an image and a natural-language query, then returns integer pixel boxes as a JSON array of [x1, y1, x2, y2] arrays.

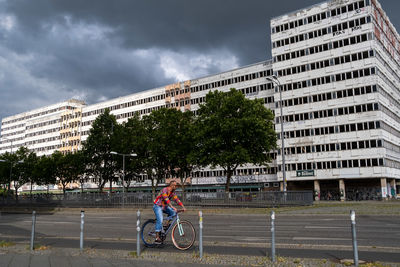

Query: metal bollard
[[80, 210, 84, 252], [136, 210, 140, 256], [270, 210, 275, 262], [199, 211, 203, 259], [30, 211, 36, 251], [350, 210, 359, 267]]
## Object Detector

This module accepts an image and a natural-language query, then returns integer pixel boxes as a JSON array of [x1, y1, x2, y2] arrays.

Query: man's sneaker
[[155, 231, 162, 244]]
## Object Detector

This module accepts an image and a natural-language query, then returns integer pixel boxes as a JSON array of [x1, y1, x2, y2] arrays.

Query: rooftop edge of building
[[1, 98, 86, 123], [270, 0, 400, 42], [270, 0, 331, 22], [189, 59, 272, 83]]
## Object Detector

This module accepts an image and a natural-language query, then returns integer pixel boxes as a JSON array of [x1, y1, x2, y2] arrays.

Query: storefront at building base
[[286, 178, 398, 201]]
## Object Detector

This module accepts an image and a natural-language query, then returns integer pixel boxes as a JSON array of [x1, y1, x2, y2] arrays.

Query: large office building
[[1, 0, 399, 199], [1, 99, 86, 156], [270, 0, 399, 199]]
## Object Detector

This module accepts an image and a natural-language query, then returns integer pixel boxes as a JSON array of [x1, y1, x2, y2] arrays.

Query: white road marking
[[19, 221, 76, 224], [229, 225, 268, 228], [214, 229, 271, 233], [304, 226, 347, 229], [293, 237, 352, 241]]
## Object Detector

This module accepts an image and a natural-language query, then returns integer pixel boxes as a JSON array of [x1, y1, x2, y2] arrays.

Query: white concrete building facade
[[1, 99, 85, 156], [0, 0, 398, 198], [270, 0, 399, 199]]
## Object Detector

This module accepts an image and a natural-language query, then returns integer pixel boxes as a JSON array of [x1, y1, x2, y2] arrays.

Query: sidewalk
[[1, 245, 399, 267], [0, 253, 217, 267], [0, 248, 221, 267]]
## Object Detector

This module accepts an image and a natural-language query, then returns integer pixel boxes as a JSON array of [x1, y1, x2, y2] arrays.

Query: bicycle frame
[[163, 212, 184, 236]]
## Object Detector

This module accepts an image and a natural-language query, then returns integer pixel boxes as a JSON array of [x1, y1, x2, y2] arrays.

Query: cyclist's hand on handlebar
[[182, 207, 187, 212]]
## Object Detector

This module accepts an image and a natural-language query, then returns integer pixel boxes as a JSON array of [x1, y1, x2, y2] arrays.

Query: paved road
[[0, 211, 399, 262]]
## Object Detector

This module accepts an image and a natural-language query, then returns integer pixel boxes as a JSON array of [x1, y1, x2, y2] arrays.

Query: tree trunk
[[151, 177, 156, 200], [224, 167, 233, 202], [109, 178, 113, 194], [179, 172, 187, 201], [97, 174, 102, 192], [8, 164, 12, 193], [181, 182, 186, 202], [225, 167, 232, 193], [99, 179, 107, 193], [125, 180, 131, 195], [30, 182, 33, 202], [147, 169, 155, 199], [14, 182, 19, 203], [15, 189, 19, 203]]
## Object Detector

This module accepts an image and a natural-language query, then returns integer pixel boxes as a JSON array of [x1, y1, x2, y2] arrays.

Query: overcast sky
[[0, 0, 399, 125]]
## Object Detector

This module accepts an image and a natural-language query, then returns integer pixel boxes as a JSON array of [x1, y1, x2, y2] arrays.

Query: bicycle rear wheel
[[141, 219, 157, 247], [171, 220, 196, 250]]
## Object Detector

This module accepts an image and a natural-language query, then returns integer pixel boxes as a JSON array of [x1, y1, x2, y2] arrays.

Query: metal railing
[[0, 191, 313, 208]]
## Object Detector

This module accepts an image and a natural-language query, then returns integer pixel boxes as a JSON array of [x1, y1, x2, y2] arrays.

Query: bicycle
[[141, 210, 196, 250]]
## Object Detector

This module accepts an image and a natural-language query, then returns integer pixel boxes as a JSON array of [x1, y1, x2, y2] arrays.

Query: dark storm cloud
[[0, 0, 399, 124], [3, 0, 324, 64]]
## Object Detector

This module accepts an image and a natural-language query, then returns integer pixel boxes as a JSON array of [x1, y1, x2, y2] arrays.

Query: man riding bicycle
[[153, 180, 186, 244]]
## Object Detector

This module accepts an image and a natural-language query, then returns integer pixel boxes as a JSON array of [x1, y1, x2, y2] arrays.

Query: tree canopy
[[0, 89, 278, 195], [110, 113, 143, 190], [82, 109, 118, 192], [191, 88, 277, 192]]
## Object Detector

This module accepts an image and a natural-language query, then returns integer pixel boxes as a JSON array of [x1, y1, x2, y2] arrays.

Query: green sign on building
[[296, 170, 315, 177]]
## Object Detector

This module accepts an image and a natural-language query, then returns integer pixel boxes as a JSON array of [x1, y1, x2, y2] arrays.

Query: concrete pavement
[[0, 249, 222, 267], [0, 253, 209, 267]]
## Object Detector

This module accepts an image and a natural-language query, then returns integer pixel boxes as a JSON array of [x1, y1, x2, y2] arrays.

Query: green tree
[[142, 108, 184, 197], [71, 150, 87, 193], [33, 155, 57, 194], [0, 154, 8, 188], [57, 152, 85, 195], [168, 110, 195, 201], [11, 147, 33, 201], [25, 151, 38, 199], [192, 88, 277, 192], [112, 113, 145, 191], [82, 109, 118, 192], [51, 151, 68, 195], [0, 156, 7, 195], [0, 153, 13, 196]]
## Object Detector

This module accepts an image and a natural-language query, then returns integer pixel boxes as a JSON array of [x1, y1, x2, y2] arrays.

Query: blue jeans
[[153, 204, 176, 232]]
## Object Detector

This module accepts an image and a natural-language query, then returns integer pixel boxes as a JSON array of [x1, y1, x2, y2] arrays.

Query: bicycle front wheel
[[141, 219, 157, 247], [171, 220, 196, 250]]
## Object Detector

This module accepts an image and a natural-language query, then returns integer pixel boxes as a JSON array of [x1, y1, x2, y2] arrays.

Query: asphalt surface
[[0, 210, 400, 263]]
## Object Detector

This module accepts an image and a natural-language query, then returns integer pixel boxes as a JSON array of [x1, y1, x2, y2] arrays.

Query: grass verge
[[0, 240, 15, 247]]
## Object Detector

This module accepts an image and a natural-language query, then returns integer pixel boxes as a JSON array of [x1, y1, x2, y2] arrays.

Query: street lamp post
[[266, 75, 287, 192], [110, 151, 137, 207]]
